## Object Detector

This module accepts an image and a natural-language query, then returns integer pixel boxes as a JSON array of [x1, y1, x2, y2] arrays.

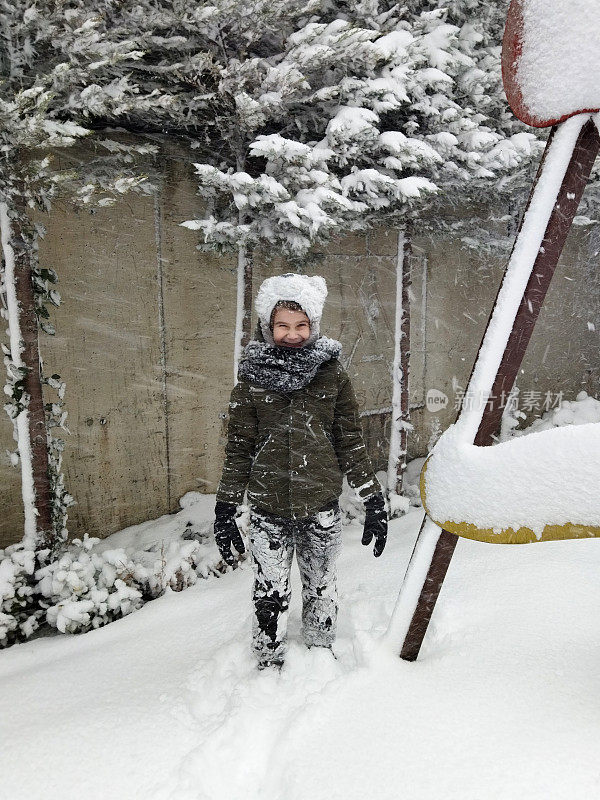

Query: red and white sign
[[502, 0, 600, 128]]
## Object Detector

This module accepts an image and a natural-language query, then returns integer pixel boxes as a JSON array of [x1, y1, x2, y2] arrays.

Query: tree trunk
[[0, 198, 53, 552], [233, 243, 253, 384], [386, 228, 411, 497]]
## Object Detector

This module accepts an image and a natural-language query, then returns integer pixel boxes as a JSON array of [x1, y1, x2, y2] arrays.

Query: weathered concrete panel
[[408, 224, 599, 454], [0, 415, 23, 546], [158, 160, 238, 502], [0, 197, 170, 547]]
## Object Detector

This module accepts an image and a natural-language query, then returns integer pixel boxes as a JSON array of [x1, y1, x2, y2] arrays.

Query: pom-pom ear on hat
[[255, 273, 328, 345]]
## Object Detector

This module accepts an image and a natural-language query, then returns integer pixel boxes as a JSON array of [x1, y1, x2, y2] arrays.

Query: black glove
[[214, 501, 246, 565], [362, 492, 388, 558]]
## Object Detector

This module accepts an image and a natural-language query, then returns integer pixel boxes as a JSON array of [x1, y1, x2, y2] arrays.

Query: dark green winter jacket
[[216, 336, 378, 519]]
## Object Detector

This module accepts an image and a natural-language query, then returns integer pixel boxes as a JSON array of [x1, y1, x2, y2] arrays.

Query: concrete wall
[[1, 157, 598, 547], [408, 224, 600, 452]]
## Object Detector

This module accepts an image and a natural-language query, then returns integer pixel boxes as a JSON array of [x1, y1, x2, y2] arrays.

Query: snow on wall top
[[502, 0, 600, 127]]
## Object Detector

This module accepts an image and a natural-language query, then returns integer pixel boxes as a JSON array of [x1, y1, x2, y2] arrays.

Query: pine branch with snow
[[164, 0, 546, 256]]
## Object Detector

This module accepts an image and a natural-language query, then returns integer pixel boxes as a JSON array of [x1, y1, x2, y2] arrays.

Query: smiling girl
[[213, 273, 388, 670]]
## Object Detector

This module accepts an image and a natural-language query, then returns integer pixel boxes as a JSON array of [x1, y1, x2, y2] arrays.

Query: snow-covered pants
[[248, 505, 342, 665]]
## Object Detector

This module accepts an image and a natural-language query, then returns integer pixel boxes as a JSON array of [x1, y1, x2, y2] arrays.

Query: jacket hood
[[255, 273, 328, 346]]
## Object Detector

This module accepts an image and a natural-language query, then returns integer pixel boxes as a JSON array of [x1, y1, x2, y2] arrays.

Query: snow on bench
[[421, 422, 600, 544], [503, 0, 600, 127]]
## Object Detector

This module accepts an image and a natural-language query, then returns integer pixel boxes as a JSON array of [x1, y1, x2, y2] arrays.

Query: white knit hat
[[255, 273, 328, 346]]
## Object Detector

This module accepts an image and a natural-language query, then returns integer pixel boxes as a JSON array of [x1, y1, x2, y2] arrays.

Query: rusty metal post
[[399, 119, 600, 661]]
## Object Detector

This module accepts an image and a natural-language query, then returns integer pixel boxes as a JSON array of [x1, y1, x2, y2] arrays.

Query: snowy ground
[[2, 503, 600, 800]]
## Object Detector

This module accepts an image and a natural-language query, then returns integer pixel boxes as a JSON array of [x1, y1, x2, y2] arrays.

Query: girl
[[214, 273, 387, 669]]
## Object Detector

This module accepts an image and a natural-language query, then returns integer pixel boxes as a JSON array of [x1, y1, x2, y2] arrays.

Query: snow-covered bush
[[0, 520, 223, 648], [0, 520, 222, 645], [500, 389, 600, 442], [0, 543, 43, 647], [129, 539, 208, 598], [34, 533, 219, 635], [0, 488, 236, 646], [513, 391, 600, 434], [35, 535, 144, 634]]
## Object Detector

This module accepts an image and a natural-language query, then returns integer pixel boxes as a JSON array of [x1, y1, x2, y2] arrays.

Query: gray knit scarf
[[238, 337, 342, 392]]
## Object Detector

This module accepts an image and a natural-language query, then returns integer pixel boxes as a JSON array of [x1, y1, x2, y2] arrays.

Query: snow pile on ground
[[513, 390, 600, 434], [93, 490, 218, 559], [515, 0, 600, 124], [2, 507, 600, 800]]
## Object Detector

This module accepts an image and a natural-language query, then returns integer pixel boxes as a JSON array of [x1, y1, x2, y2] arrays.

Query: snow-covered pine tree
[[179, 4, 447, 381], [0, 1, 168, 566]]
